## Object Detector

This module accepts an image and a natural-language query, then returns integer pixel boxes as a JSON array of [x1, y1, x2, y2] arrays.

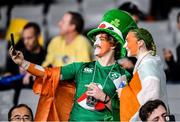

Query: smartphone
[[168, 115, 175, 121], [166, 114, 175, 122], [10, 33, 16, 55]]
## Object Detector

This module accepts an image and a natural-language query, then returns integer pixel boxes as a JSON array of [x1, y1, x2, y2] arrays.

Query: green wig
[[131, 28, 156, 56]]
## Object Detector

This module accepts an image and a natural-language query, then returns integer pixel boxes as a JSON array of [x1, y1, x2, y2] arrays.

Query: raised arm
[[9, 47, 45, 78]]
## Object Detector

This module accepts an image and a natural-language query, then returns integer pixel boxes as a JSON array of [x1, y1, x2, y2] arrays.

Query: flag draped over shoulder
[[120, 54, 168, 121], [120, 71, 142, 121], [32, 67, 75, 121]]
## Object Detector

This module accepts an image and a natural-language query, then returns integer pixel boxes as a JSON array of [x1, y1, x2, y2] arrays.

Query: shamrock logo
[[110, 19, 120, 27]]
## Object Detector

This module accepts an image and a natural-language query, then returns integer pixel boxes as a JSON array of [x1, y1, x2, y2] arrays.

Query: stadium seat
[[167, 84, 180, 121], [0, 89, 14, 121], [117, 0, 151, 15], [168, 8, 180, 34], [18, 89, 39, 117], [0, 40, 7, 71], [82, 0, 116, 29], [11, 5, 44, 26], [0, 6, 8, 29]]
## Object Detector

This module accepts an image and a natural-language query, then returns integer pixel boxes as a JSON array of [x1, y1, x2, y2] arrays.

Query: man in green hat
[[9, 9, 137, 121]]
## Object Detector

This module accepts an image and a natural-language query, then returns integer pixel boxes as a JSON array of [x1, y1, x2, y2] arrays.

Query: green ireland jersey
[[61, 61, 131, 121]]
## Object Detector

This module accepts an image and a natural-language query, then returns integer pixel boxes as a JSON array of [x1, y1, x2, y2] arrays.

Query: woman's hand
[[9, 47, 24, 66], [85, 83, 106, 102]]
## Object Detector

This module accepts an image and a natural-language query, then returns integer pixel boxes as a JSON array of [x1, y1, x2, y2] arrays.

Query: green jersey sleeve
[[61, 62, 84, 80]]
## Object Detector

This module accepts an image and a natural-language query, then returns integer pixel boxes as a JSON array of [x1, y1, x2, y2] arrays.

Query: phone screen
[[10, 33, 15, 48], [10, 33, 16, 55]]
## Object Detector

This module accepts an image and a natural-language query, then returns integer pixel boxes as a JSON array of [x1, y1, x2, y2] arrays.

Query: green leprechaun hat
[[87, 9, 138, 58]]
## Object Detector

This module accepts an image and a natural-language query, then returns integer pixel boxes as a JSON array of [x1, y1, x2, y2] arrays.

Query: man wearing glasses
[[8, 104, 33, 122], [139, 99, 175, 122]]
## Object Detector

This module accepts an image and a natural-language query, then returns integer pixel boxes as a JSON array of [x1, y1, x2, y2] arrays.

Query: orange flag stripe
[[33, 67, 76, 121], [120, 71, 142, 121]]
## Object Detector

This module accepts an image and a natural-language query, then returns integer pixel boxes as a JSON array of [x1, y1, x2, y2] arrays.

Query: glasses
[[10, 115, 32, 121]]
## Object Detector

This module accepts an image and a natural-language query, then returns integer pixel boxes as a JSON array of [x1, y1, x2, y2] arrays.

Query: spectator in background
[[8, 104, 33, 122], [177, 12, 180, 30], [19, 22, 46, 86], [118, 2, 142, 23], [4, 22, 46, 105], [42, 11, 92, 67], [176, 12, 180, 69], [41, 11, 92, 120], [163, 48, 180, 82], [6, 22, 46, 85], [139, 99, 168, 122]]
